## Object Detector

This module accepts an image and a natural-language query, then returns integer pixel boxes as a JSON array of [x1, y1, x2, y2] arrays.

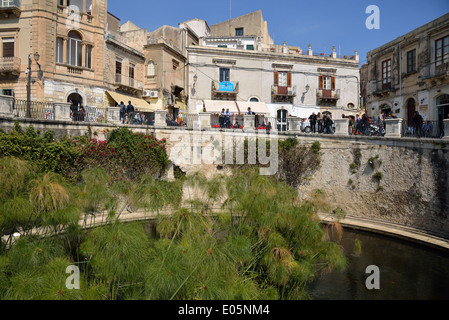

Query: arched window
[[249, 97, 259, 102], [67, 30, 82, 67], [147, 61, 155, 77], [347, 103, 355, 109]]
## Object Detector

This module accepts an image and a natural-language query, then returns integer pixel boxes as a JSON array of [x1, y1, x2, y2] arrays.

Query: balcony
[[0, 0, 21, 18], [272, 85, 297, 97], [115, 74, 144, 94], [317, 89, 340, 100], [0, 56, 20, 75], [211, 80, 239, 100], [435, 62, 449, 76], [317, 89, 340, 106]]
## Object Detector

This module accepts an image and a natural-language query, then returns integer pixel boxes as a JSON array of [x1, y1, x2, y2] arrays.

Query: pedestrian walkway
[[318, 213, 449, 251]]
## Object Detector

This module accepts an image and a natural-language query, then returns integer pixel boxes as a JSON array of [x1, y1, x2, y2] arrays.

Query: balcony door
[[274, 71, 290, 95], [219, 68, 230, 82], [319, 75, 335, 98]]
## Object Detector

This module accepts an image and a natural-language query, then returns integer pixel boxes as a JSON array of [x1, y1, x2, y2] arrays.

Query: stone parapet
[[199, 112, 212, 128], [384, 118, 403, 138], [154, 110, 167, 128], [0, 94, 14, 118], [287, 117, 302, 133], [53, 102, 72, 121], [334, 118, 349, 136], [443, 120, 449, 141], [243, 115, 255, 131]]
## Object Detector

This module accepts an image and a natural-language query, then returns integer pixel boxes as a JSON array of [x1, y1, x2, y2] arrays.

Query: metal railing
[[211, 114, 243, 129], [402, 121, 443, 139], [115, 74, 144, 90], [316, 89, 341, 99], [85, 106, 107, 123], [13, 99, 54, 120], [272, 85, 297, 96], [211, 80, 239, 94], [180, 113, 199, 128]]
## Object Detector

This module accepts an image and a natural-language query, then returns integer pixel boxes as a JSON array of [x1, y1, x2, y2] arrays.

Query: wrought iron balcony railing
[[316, 88, 340, 100]]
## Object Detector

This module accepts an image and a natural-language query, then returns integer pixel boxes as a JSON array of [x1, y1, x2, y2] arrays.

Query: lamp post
[[26, 52, 43, 118]]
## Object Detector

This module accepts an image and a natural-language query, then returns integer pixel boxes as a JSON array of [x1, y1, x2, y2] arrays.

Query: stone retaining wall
[[1, 116, 448, 237]]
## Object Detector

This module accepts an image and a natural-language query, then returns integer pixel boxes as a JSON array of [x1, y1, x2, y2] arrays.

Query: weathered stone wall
[[0, 117, 448, 237], [293, 137, 449, 237]]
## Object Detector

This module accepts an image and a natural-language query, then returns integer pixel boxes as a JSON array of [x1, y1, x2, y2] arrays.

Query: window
[[147, 61, 155, 77], [217, 45, 227, 48], [67, 30, 82, 67], [323, 76, 332, 90], [2, 89, 13, 96], [219, 68, 230, 82], [406, 49, 416, 73], [56, 38, 63, 63], [435, 36, 449, 67], [278, 72, 288, 87], [382, 59, 391, 89], [318, 75, 335, 90], [274, 71, 292, 87], [246, 44, 254, 50], [2, 38, 14, 58], [85, 44, 92, 68], [129, 63, 135, 79], [235, 28, 244, 36], [115, 59, 122, 75]]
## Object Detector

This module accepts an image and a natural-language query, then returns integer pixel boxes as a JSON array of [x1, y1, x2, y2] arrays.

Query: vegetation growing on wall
[[0, 128, 346, 300]]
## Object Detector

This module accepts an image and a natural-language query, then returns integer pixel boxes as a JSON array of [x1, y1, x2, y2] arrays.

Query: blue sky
[[108, 0, 449, 65]]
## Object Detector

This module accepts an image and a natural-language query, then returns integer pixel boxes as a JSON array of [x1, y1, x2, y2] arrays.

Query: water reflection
[[307, 228, 449, 300]]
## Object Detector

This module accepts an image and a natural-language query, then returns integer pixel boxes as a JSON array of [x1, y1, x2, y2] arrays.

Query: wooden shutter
[[287, 72, 292, 87], [319, 75, 324, 90], [274, 71, 279, 86], [2, 40, 14, 58], [331, 77, 335, 90]]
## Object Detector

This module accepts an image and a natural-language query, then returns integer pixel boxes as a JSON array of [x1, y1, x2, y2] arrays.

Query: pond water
[[306, 228, 449, 300]]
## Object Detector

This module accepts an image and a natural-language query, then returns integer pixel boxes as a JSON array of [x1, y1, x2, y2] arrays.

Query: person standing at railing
[[219, 108, 225, 128], [126, 101, 135, 125], [317, 112, 323, 133], [81, 105, 86, 121], [225, 108, 231, 128], [119, 101, 126, 124], [413, 111, 424, 138], [309, 112, 317, 133]]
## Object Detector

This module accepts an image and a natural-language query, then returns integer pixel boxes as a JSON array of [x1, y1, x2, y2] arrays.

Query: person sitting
[[423, 121, 434, 137]]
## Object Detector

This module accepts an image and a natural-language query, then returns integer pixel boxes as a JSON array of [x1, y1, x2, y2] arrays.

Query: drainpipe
[[399, 44, 403, 113]]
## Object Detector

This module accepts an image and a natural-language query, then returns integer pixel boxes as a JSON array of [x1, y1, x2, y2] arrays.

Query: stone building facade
[[363, 13, 449, 126], [0, 0, 109, 107], [187, 11, 360, 124]]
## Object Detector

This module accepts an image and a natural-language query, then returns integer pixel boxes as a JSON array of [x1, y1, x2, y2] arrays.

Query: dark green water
[[307, 228, 449, 300]]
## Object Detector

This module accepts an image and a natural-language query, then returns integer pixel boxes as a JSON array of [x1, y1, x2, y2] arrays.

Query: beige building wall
[[0, 0, 108, 107], [210, 10, 273, 46], [364, 13, 449, 123], [187, 45, 360, 119]]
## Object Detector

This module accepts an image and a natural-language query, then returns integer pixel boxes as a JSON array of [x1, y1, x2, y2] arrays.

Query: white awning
[[203, 100, 240, 114], [106, 91, 157, 112], [236, 101, 270, 115]]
